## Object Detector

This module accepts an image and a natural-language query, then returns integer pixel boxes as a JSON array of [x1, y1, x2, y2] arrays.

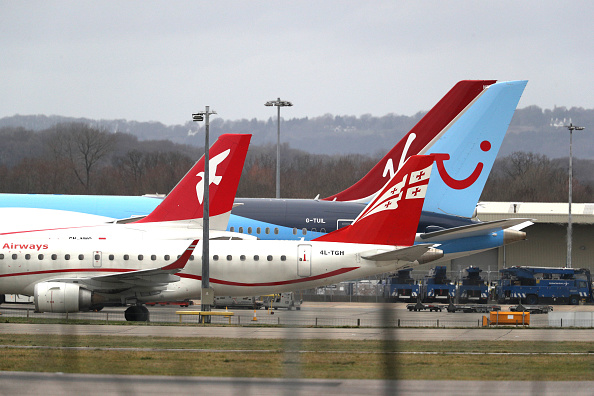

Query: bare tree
[[47, 123, 117, 192]]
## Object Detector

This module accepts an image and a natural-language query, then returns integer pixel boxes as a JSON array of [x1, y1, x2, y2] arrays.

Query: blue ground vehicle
[[422, 266, 456, 303], [458, 266, 489, 304], [495, 266, 593, 305], [383, 269, 420, 302]]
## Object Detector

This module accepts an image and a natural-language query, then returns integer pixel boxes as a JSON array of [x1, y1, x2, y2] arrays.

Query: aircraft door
[[297, 244, 311, 277], [93, 251, 102, 268]]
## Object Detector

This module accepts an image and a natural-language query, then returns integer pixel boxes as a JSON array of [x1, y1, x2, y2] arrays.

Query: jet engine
[[34, 282, 92, 313]]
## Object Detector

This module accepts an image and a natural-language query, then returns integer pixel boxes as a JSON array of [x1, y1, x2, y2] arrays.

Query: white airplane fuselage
[[0, 239, 407, 302]]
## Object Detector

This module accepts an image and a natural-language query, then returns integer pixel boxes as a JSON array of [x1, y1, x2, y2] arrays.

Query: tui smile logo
[[433, 140, 491, 190]]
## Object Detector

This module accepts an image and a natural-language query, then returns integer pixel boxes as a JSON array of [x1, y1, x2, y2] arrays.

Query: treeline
[[0, 123, 378, 198], [2, 105, 593, 158], [0, 123, 593, 202]]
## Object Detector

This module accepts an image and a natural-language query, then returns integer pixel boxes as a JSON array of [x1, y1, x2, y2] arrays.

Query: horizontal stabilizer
[[419, 219, 533, 242], [361, 244, 441, 263]]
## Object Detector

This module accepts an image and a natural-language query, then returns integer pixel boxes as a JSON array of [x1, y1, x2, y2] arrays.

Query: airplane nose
[[417, 248, 444, 264], [503, 229, 527, 245]]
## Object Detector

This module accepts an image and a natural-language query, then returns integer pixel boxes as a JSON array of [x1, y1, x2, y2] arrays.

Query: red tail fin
[[315, 155, 434, 246], [135, 134, 251, 224], [323, 80, 494, 202]]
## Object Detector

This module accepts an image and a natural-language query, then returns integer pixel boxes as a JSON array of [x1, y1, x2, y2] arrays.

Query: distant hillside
[[1, 106, 592, 158]]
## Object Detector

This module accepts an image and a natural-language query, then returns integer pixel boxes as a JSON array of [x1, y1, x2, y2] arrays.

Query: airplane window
[[151, 255, 157, 261], [11, 254, 17, 260], [65, 254, 70, 260], [177, 255, 181, 259], [164, 255, 170, 261], [267, 255, 273, 261], [240, 255, 246, 261], [94, 254, 100, 261], [25, 254, 31, 260], [311, 228, 316, 232], [109, 254, 114, 260], [227, 255, 232, 261], [281, 255, 286, 261], [274, 228, 279, 235], [265, 227, 270, 234], [213, 255, 219, 261], [254, 255, 259, 261], [138, 255, 144, 261], [239, 227, 244, 233], [51, 254, 57, 260], [293, 228, 297, 235], [190, 255, 194, 261], [248, 227, 252, 234], [321, 228, 326, 233], [257, 227, 261, 234], [0, 254, 3, 259], [78, 254, 84, 260], [38, 254, 44, 260], [230, 227, 235, 232], [302, 228, 307, 235], [124, 255, 129, 260]]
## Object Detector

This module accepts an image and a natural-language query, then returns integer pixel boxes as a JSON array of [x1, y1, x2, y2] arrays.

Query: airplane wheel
[[125, 305, 150, 322]]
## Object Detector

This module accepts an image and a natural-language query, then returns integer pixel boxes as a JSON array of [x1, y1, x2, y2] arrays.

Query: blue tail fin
[[422, 80, 528, 218]]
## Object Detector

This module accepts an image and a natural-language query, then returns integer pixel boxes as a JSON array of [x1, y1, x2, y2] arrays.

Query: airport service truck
[[421, 266, 456, 303], [383, 268, 420, 302], [262, 293, 302, 310], [458, 266, 489, 304], [213, 296, 263, 310], [495, 266, 593, 305]]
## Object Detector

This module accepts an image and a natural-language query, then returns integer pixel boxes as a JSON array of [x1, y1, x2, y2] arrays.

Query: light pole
[[192, 106, 217, 322], [563, 123, 585, 268], [265, 98, 292, 198]]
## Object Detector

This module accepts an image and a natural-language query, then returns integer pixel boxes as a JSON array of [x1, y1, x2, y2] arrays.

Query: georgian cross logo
[[196, 149, 231, 204], [355, 163, 432, 223]]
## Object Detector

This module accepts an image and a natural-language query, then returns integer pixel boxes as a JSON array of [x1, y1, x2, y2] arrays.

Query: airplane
[[0, 155, 440, 321], [0, 80, 530, 263]]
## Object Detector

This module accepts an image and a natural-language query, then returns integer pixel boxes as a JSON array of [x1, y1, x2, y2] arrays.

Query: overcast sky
[[1, 1, 592, 125]]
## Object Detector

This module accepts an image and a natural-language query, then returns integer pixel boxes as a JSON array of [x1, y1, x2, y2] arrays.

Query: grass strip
[[0, 334, 593, 380]]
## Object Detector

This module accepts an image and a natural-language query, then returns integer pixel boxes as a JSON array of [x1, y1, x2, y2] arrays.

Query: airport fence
[[0, 306, 583, 328]]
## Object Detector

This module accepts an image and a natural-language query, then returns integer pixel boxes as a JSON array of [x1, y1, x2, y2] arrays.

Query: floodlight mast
[[563, 123, 585, 268], [192, 106, 217, 322], [265, 98, 293, 198]]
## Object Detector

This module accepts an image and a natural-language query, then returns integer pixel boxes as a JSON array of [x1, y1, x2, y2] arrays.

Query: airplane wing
[[418, 219, 534, 242], [47, 240, 198, 293], [361, 244, 442, 264]]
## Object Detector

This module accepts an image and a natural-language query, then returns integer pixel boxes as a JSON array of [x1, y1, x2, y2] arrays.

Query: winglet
[[315, 155, 434, 245], [323, 80, 495, 202], [134, 134, 251, 226], [162, 239, 199, 272]]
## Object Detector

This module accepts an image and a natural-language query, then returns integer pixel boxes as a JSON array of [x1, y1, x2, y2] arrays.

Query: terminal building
[[416, 201, 594, 281]]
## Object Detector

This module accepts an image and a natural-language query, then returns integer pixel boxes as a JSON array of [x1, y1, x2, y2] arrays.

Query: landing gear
[[125, 305, 150, 322]]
